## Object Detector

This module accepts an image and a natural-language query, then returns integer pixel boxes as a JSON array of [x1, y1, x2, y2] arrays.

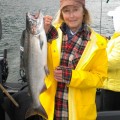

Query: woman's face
[[61, 4, 84, 32]]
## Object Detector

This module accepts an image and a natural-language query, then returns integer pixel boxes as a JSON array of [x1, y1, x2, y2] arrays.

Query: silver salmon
[[24, 11, 48, 119]]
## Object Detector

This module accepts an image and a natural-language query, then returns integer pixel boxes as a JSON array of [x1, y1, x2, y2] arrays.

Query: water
[[0, 0, 120, 83]]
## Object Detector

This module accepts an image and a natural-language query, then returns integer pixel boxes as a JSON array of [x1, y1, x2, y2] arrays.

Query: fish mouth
[[27, 11, 40, 20], [26, 11, 42, 35]]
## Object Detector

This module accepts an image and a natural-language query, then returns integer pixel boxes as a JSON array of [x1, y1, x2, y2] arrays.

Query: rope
[[100, 0, 103, 34]]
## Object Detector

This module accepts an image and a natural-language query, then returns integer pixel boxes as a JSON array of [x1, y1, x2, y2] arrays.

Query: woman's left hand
[[54, 67, 63, 82]]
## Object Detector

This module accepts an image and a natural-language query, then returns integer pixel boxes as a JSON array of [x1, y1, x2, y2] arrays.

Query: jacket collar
[[111, 32, 120, 39]]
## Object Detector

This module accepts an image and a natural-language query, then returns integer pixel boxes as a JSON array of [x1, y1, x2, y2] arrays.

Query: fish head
[[26, 11, 44, 35]]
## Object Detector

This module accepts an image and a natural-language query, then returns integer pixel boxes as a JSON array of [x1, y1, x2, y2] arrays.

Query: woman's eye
[[62, 9, 69, 13], [73, 8, 78, 12]]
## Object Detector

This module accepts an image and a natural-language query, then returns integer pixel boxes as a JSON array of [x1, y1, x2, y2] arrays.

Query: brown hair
[[83, 6, 91, 25]]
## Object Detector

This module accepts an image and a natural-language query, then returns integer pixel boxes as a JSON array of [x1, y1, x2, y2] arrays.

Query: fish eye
[[29, 20, 33, 25]]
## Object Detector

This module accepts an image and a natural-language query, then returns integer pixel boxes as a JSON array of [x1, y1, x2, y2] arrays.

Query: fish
[[24, 10, 49, 119]]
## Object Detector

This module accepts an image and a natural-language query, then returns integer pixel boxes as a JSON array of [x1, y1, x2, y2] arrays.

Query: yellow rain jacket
[[103, 32, 120, 91], [39, 25, 108, 120]]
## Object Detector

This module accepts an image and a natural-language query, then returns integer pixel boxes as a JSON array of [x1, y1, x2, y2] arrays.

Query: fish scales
[[24, 11, 48, 119]]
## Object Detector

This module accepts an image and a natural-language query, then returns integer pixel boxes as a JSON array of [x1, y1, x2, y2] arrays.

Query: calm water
[[0, 0, 120, 82]]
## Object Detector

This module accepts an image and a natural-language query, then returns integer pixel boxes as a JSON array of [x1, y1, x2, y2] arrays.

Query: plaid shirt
[[47, 23, 91, 120]]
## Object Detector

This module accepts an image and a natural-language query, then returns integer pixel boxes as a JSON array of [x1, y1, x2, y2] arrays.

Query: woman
[[41, 0, 108, 120], [102, 6, 120, 111]]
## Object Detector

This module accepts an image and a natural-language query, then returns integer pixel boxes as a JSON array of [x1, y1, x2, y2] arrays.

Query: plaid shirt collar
[[47, 22, 91, 42], [60, 22, 91, 41]]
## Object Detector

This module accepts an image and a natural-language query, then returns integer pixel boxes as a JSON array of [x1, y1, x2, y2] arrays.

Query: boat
[[1, 1, 120, 118], [0, 48, 39, 120]]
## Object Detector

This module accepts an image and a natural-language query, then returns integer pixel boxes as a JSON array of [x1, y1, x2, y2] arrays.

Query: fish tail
[[25, 105, 48, 120], [44, 65, 50, 76]]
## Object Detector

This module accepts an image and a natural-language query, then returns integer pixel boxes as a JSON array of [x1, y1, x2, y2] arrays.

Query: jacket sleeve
[[46, 25, 58, 42], [107, 37, 120, 70], [68, 49, 108, 89]]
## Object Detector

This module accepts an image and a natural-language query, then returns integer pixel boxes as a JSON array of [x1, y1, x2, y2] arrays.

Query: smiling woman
[[41, 0, 108, 120]]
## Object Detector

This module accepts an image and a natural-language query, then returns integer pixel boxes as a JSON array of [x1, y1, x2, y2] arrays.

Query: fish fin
[[40, 40, 43, 50], [25, 105, 48, 120], [41, 84, 47, 93], [39, 36, 43, 50], [44, 65, 50, 76]]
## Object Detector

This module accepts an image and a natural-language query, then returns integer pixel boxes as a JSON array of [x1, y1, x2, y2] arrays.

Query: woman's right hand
[[44, 15, 53, 33]]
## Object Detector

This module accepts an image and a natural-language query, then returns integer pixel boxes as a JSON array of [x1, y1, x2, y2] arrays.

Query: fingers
[[44, 15, 53, 33], [44, 15, 53, 24], [54, 69, 63, 82]]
